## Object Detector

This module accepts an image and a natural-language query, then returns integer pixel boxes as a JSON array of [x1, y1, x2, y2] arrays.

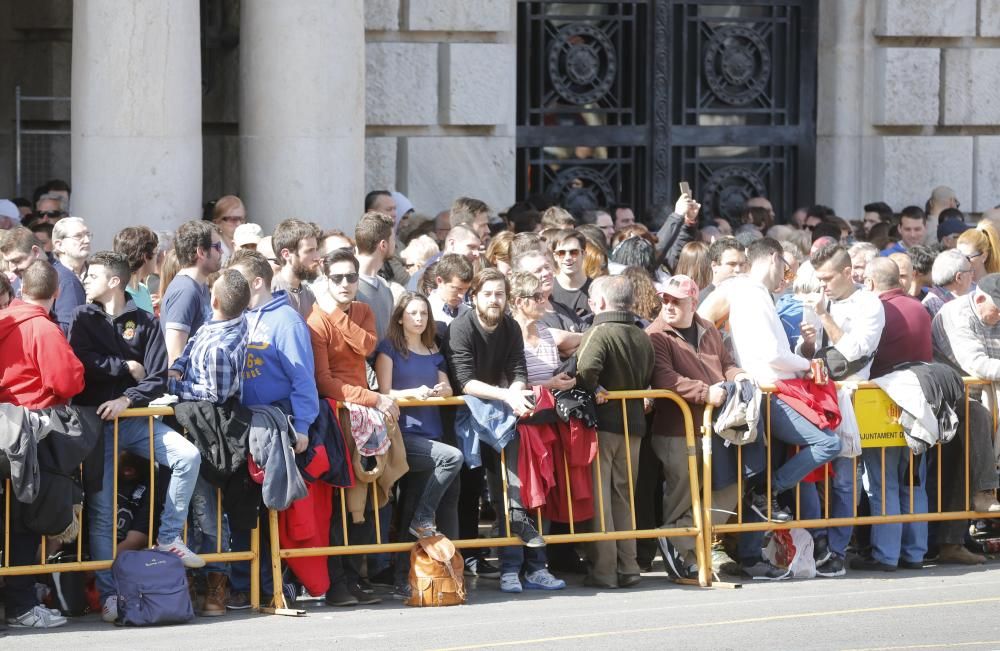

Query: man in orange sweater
[[308, 248, 399, 608], [0, 260, 83, 629]]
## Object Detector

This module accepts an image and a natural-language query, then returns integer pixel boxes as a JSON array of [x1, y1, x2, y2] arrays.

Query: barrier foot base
[[671, 576, 741, 589], [261, 607, 308, 617]]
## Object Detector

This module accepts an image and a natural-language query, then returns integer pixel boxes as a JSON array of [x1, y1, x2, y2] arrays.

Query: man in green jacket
[[576, 274, 654, 589]]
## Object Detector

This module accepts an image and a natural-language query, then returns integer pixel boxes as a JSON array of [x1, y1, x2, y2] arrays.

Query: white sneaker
[[499, 572, 522, 593], [156, 537, 206, 568], [102, 595, 118, 623], [524, 569, 566, 590], [7, 604, 67, 628]]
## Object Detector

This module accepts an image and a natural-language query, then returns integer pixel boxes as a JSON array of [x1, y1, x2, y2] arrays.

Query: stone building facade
[[818, 0, 1000, 216], [2, 0, 1000, 244]]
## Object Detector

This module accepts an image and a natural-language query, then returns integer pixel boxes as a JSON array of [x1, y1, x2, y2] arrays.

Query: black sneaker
[[392, 582, 412, 601], [749, 489, 793, 523], [849, 556, 896, 572], [348, 581, 382, 605], [510, 510, 546, 548], [816, 555, 846, 577], [475, 557, 501, 579], [324, 582, 359, 607], [898, 559, 924, 570], [355, 578, 376, 595], [740, 560, 791, 581], [813, 535, 832, 565], [657, 536, 686, 580]]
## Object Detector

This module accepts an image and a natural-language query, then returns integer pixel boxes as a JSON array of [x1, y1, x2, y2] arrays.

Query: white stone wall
[[364, 0, 517, 216], [818, 0, 1000, 216]]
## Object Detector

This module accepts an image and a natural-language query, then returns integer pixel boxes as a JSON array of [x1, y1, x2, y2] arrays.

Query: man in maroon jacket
[[646, 274, 746, 579]]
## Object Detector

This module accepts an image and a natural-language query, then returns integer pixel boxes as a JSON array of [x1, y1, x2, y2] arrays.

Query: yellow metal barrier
[[700, 378, 1000, 584], [0, 407, 261, 611], [264, 390, 710, 610]]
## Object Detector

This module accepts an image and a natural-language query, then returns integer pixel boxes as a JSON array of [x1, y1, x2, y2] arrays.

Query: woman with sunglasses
[[956, 221, 1000, 282], [210, 195, 246, 265], [374, 292, 461, 600]]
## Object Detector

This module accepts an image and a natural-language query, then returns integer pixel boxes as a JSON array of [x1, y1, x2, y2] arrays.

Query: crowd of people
[[0, 180, 998, 630]]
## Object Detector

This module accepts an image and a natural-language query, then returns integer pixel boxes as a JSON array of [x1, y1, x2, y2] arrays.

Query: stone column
[[71, 0, 203, 247], [240, 0, 365, 234]]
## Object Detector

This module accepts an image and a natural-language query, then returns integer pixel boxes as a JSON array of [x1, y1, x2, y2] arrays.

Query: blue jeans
[[803, 458, 858, 558], [188, 476, 229, 575], [862, 447, 928, 565], [89, 417, 201, 601], [769, 396, 842, 493], [738, 396, 842, 565]]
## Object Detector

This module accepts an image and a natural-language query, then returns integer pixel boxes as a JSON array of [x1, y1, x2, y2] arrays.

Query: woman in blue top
[[375, 292, 463, 595]]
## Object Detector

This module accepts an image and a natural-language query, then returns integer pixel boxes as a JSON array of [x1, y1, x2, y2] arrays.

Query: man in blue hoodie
[[68, 251, 205, 624], [226, 249, 317, 608]]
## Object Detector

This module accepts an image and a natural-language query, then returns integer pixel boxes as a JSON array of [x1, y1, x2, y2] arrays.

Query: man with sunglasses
[[551, 230, 591, 318], [646, 274, 746, 580], [31, 192, 67, 226], [309, 248, 397, 607], [160, 220, 223, 364]]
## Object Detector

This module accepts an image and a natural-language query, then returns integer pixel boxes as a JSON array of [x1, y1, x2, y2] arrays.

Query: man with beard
[[444, 268, 549, 579], [272, 218, 322, 320], [161, 220, 224, 364]]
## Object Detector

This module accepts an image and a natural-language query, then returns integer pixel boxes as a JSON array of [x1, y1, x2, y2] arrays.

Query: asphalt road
[[5, 560, 1000, 650]]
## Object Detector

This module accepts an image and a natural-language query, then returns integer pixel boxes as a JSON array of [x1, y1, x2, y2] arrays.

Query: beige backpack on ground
[[406, 534, 466, 607]]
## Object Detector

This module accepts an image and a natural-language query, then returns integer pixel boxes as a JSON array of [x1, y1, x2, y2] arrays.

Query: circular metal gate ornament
[[548, 166, 616, 210], [703, 165, 767, 222], [548, 24, 618, 105], [703, 25, 771, 106]]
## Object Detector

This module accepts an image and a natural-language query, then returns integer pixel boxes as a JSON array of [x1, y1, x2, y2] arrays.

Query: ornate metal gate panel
[[516, 0, 817, 223]]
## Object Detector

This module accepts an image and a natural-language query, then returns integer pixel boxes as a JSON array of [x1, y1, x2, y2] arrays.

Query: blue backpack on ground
[[112, 549, 194, 626]]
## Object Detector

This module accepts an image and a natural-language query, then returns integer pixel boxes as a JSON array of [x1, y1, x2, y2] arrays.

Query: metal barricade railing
[[700, 378, 1000, 584], [265, 390, 710, 612], [0, 408, 261, 611]]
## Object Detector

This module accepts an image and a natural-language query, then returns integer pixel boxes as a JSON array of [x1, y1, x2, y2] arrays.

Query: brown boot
[[201, 572, 228, 617], [937, 543, 985, 565], [187, 572, 203, 613]]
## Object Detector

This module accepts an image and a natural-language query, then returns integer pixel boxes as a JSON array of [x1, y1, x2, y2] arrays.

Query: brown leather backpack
[[406, 534, 466, 607]]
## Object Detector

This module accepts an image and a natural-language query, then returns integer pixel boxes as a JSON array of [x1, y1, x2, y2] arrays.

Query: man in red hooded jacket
[[0, 259, 83, 629], [0, 260, 84, 407]]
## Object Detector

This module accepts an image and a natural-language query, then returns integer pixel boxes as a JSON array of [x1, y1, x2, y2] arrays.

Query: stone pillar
[[71, 0, 203, 247], [240, 0, 365, 234]]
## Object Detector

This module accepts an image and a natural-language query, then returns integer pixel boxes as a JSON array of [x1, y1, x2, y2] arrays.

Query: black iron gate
[[516, 0, 817, 224]]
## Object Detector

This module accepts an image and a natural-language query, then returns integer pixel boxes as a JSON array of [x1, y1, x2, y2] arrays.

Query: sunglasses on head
[[329, 272, 359, 285]]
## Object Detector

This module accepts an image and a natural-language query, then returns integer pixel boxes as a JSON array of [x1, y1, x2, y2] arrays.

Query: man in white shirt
[[799, 243, 885, 577], [727, 237, 842, 578]]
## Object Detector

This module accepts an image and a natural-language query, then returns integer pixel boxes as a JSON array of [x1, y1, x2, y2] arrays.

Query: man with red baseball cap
[[645, 274, 747, 579]]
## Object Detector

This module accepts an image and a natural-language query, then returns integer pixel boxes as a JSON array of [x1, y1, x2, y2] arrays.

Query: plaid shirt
[[169, 315, 248, 404]]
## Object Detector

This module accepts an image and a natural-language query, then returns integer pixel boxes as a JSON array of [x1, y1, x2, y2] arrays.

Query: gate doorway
[[516, 0, 817, 224]]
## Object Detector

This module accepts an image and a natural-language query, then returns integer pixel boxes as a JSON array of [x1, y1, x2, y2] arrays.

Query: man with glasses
[[31, 192, 67, 226], [923, 249, 975, 318], [160, 220, 223, 364], [309, 248, 397, 607], [551, 230, 591, 318], [51, 217, 91, 333]]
